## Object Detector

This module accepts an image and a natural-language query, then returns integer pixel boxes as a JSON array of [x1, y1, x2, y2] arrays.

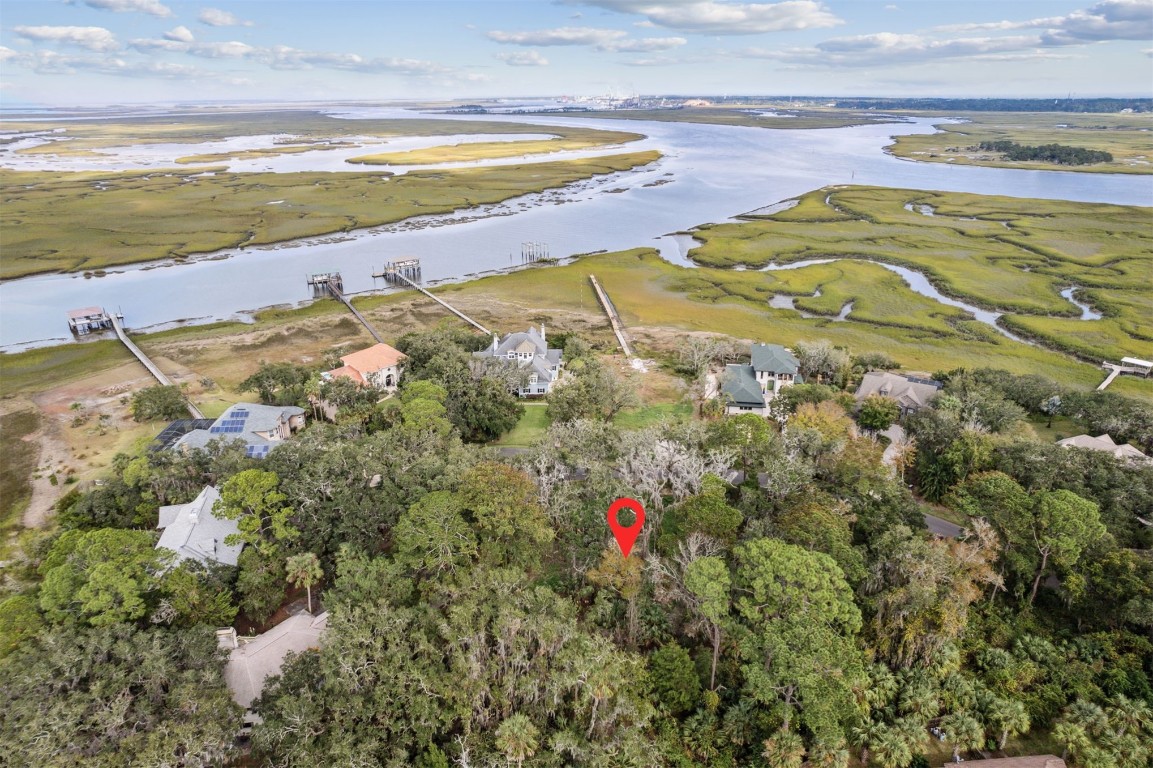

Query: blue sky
[[2, 0, 1150, 105]]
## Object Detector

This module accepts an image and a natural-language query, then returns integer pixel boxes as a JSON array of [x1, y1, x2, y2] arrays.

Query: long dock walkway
[[390, 273, 491, 335], [588, 275, 633, 358], [110, 314, 205, 419], [330, 287, 385, 344], [1098, 364, 1123, 391]]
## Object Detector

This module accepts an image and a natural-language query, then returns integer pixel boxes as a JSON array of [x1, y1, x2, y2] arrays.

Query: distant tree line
[[977, 141, 1113, 165], [832, 97, 1151, 113]]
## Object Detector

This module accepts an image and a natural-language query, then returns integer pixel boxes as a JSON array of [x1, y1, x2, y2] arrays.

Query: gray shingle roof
[[855, 372, 942, 409], [156, 486, 243, 567], [750, 343, 799, 376], [721, 364, 765, 408]]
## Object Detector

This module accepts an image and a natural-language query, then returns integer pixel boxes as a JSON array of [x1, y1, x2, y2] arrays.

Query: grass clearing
[[1, 151, 660, 279], [887, 111, 1153, 174], [0, 409, 40, 542], [493, 403, 552, 447], [614, 402, 693, 429]]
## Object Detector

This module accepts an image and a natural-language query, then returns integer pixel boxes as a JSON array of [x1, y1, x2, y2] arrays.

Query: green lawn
[[493, 403, 552, 447], [613, 402, 693, 430]]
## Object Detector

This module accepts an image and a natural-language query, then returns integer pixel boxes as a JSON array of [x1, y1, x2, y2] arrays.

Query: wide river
[[2, 107, 1151, 350]]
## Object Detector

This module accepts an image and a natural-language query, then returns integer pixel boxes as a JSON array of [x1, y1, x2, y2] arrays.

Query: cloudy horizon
[[1, 0, 1150, 106]]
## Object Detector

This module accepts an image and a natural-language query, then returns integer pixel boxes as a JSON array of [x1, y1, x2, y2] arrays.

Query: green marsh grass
[[887, 111, 1153, 174]]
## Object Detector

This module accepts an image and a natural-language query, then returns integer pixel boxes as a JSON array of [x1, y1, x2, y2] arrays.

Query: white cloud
[[935, 0, 1151, 44], [198, 7, 254, 27], [164, 26, 195, 43], [131, 37, 255, 58], [487, 26, 685, 52], [0, 46, 18, 62], [1144, 47, 1153, 56], [496, 50, 549, 66], [2, 48, 204, 78], [14, 26, 120, 52], [263, 45, 452, 77], [487, 27, 628, 46], [764, 0, 1152, 68], [602, 36, 686, 52], [764, 32, 1049, 67], [884, 4, 898, 10], [569, 1, 843, 35], [77, 0, 172, 17]]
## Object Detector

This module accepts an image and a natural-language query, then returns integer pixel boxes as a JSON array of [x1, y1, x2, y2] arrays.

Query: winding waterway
[[2, 107, 1150, 350]]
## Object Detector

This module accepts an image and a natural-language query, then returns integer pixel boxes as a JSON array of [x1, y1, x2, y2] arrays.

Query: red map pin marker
[[607, 497, 645, 558]]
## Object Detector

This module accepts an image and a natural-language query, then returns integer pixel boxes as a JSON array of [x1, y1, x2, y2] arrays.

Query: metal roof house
[[720, 343, 802, 415], [474, 326, 564, 396], [172, 402, 305, 459], [156, 486, 243, 567]]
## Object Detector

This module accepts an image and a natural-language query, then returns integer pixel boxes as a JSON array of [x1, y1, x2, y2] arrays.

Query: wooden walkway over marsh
[[588, 275, 633, 358], [110, 314, 205, 419]]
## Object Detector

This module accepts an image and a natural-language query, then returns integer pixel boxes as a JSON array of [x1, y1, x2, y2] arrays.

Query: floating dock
[[110, 313, 205, 419]]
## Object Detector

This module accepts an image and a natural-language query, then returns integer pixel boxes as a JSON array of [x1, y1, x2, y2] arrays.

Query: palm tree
[[991, 698, 1030, 750], [850, 721, 887, 765], [870, 726, 913, 768], [940, 712, 983, 763], [285, 552, 322, 614], [1107, 694, 1151, 738], [1051, 721, 1089, 762], [808, 739, 850, 768], [495, 713, 539, 768], [762, 729, 805, 768]]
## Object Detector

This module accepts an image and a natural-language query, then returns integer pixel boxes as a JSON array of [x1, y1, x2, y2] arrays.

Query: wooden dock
[[110, 314, 205, 419], [588, 275, 633, 358], [1098, 360, 1151, 391], [331, 286, 385, 344], [387, 271, 492, 335]]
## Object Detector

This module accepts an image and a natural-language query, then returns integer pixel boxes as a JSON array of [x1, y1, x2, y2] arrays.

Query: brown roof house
[[1057, 433, 1150, 463], [324, 342, 405, 391], [855, 371, 943, 416]]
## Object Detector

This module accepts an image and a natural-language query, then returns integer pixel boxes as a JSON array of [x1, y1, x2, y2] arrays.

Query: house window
[[536, 387, 545, 394]]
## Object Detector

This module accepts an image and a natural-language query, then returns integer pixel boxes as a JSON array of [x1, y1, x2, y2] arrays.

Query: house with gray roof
[[1057, 433, 1150, 463], [855, 371, 942, 416], [721, 343, 802, 415], [474, 326, 564, 396], [222, 610, 329, 709], [172, 402, 305, 458], [156, 485, 243, 567]]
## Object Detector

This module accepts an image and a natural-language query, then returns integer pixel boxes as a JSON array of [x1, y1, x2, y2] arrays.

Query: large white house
[[474, 326, 564, 396]]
